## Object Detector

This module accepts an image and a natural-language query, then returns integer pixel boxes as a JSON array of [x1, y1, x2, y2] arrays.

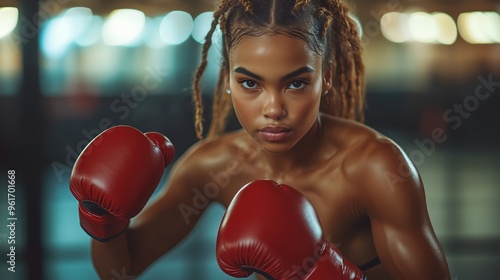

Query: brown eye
[[242, 80, 258, 89], [289, 81, 306, 90]]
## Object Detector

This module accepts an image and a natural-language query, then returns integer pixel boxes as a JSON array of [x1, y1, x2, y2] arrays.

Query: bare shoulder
[[321, 114, 400, 161], [168, 129, 251, 187], [322, 115, 423, 203]]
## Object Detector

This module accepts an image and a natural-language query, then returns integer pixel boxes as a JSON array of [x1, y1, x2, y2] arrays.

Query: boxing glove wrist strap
[[78, 202, 129, 242], [304, 242, 366, 280]]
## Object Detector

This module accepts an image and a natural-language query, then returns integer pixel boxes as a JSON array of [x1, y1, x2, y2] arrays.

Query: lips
[[259, 126, 291, 133], [258, 126, 291, 141]]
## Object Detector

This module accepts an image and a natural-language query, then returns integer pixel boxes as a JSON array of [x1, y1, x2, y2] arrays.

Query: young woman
[[70, 0, 451, 279]]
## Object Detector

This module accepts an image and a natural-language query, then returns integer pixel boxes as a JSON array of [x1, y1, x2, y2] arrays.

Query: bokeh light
[[159, 10, 193, 45], [0, 7, 19, 39]]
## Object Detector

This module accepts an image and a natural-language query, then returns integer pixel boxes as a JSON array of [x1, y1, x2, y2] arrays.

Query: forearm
[[91, 233, 133, 279]]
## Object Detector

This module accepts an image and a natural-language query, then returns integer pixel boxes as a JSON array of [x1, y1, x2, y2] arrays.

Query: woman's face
[[228, 34, 330, 154]]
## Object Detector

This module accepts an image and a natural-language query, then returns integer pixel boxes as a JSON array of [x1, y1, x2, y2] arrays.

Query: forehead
[[229, 34, 320, 69]]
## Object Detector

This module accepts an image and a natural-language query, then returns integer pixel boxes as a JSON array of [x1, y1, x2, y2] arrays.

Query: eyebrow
[[233, 66, 315, 82]]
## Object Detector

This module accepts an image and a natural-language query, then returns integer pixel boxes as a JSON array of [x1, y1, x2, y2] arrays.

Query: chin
[[256, 139, 296, 155]]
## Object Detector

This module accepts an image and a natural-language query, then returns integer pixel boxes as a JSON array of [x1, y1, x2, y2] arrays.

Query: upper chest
[[216, 158, 367, 244]]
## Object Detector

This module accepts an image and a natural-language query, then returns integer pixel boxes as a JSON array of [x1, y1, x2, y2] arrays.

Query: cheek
[[230, 95, 256, 126], [287, 94, 322, 132], [290, 87, 322, 115], [293, 97, 321, 121]]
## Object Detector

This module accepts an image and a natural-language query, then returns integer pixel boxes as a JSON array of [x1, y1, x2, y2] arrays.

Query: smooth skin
[[92, 34, 451, 280]]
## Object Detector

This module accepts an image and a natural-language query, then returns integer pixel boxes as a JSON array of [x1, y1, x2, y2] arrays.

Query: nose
[[262, 91, 286, 120]]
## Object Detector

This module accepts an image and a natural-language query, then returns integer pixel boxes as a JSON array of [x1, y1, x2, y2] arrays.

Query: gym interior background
[[0, 0, 499, 279]]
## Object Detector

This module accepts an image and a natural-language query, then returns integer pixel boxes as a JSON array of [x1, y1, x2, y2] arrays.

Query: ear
[[322, 60, 333, 95]]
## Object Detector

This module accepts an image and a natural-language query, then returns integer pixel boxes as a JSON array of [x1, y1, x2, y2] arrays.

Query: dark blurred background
[[0, 0, 499, 279]]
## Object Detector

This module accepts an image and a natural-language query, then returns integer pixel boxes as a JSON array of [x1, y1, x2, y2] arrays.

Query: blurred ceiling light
[[0, 7, 19, 39], [382, 11, 457, 45], [75, 16, 103, 47], [408, 12, 439, 43], [191, 12, 214, 44], [41, 7, 93, 58], [483, 12, 500, 43], [160, 11, 193, 45], [145, 16, 166, 48], [458, 12, 500, 44], [381, 12, 410, 43], [458, 12, 489, 44], [432, 12, 457, 45], [102, 9, 146, 46]]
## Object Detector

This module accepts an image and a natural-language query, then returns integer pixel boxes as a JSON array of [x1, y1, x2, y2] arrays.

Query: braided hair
[[192, 0, 365, 139]]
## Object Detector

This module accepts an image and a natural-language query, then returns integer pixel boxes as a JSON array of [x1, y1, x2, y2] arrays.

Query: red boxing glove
[[216, 180, 366, 280], [69, 125, 175, 242]]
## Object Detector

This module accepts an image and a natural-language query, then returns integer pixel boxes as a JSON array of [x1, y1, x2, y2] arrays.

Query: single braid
[[207, 64, 231, 139], [317, 7, 333, 40], [240, 0, 254, 13], [293, 0, 311, 11], [192, 0, 233, 139]]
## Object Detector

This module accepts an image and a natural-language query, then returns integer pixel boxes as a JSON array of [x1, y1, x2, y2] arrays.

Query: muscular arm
[[91, 143, 213, 278], [357, 138, 451, 280]]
